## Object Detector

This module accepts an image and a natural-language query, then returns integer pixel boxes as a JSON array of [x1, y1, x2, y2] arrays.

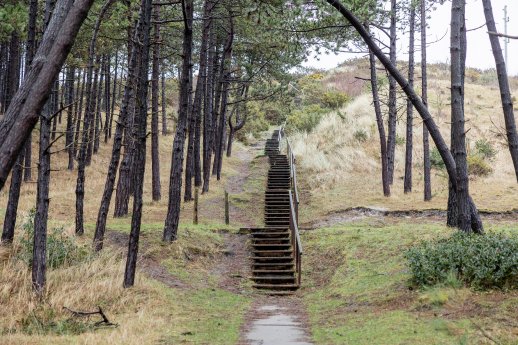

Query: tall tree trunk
[[94, 17, 142, 252], [151, 4, 161, 201], [86, 59, 100, 164], [93, 55, 104, 154], [481, 0, 518, 181], [213, 15, 234, 180], [404, 4, 415, 193], [325, 0, 483, 233], [23, 0, 39, 183], [450, 0, 471, 232], [386, 0, 397, 184], [123, 0, 153, 288], [1, 32, 22, 244], [202, 20, 216, 193], [163, 0, 194, 242], [369, 48, 390, 197], [103, 54, 111, 143], [109, 50, 119, 139], [161, 71, 167, 135], [65, 66, 75, 170], [422, 0, 432, 201], [74, 68, 86, 155]]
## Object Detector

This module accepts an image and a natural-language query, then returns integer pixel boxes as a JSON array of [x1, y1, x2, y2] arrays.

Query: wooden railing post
[[225, 191, 229, 225]]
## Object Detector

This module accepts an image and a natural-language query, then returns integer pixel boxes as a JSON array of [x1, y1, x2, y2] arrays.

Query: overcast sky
[[304, 0, 518, 75]]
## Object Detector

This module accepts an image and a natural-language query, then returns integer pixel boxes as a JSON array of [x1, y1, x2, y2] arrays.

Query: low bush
[[17, 210, 89, 269], [467, 154, 493, 177], [321, 90, 349, 109], [285, 104, 327, 133], [405, 232, 518, 290], [353, 129, 368, 143], [430, 147, 445, 170], [475, 138, 497, 161]]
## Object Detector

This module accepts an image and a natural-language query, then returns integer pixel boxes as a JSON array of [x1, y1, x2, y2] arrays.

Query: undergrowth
[[405, 232, 518, 289]]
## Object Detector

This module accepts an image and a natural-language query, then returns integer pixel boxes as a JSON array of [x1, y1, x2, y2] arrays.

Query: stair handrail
[[289, 190, 302, 286]]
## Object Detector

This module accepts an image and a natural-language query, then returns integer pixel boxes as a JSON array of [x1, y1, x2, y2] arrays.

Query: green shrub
[[321, 90, 349, 109], [18, 210, 89, 269], [395, 134, 405, 146], [405, 232, 518, 289], [430, 147, 445, 170], [475, 138, 497, 161], [353, 129, 368, 143], [467, 154, 492, 176], [285, 104, 327, 133]]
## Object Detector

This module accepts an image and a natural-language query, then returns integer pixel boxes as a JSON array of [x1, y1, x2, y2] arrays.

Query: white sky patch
[[304, 0, 518, 76]]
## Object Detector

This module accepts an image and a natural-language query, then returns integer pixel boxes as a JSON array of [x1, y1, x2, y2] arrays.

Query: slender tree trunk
[[481, 0, 518, 181], [104, 54, 111, 143], [325, 0, 483, 233], [1, 32, 22, 244], [161, 71, 167, 135], [124, 0, 153, 288], [163, 0, 194, 242], [86, 59, 100, 163], [109, 50, 118, 139], [422, 0, 432, 201], [202, 21, 216, 193], [404, 4, 415, 193], [151, 4, 162, 201], [369, 48, 390, 197], [94, 18, 142, 252], [93, 55, 104, 154], [386, 0, 397, 184], [74, 69, 86, 155], [65, 66, 75, 170]]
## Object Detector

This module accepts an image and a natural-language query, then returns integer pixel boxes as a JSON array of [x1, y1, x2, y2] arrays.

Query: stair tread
[[253, 283, 300, 288]]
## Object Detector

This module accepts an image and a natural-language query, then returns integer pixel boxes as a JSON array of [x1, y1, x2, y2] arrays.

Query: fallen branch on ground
[[63, 306, 118, 327]]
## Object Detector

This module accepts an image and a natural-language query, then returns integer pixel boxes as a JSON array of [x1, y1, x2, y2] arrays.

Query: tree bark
[[151, 4, 162, 202], [422, 0, 432, 201], [202, 19, 216, 193], [369, 47, 390, 197], [404, 4, 415, 194], [386, 0, 397, 184], [163, 0, 194, 242], [161, 71, 167, 135], [65, 65, 75, 170], [123, 0, 153, 288]]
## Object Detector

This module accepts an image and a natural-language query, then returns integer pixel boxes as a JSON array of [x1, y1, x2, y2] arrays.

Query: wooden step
[[252, 283, 299, 290]]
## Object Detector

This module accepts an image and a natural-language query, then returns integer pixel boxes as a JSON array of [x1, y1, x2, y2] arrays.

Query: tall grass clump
[[405, 232, 518, 290]]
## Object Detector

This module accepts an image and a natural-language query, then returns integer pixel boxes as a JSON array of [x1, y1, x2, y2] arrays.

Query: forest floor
[[0, 128, 517, 344]]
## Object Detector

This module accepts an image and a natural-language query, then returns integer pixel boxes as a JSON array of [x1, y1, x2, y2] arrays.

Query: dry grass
[[291, 64, 518, 223]]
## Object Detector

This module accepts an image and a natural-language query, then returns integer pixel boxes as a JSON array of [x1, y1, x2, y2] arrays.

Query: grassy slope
[[301, 220, 518, 345], [0, 127, 266, 344]]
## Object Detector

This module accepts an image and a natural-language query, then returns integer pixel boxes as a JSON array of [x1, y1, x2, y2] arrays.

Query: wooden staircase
[[249, 129, 302, 294]]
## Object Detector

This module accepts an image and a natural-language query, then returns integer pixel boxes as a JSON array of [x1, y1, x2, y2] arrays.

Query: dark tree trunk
[[93, 55, 104, 154], [1, 32, 22, 244], [482, 0, 518, 181], [74, 68, 86, 156], [386, 0, 397, 184], [109, 50, 119, 139], [404, 4, 415, 194], [151, 4, 162, 202], [202, 20, 216, 193], [65, 66, 75, 170], [94, 16, 142, 252], [325, 0, 483, 233], [123, 0, 153, 288], [103, 54, 111, 143], [227, 85, 248, 157], [369, 47, 390, 197], [161, 71, 167, 135], [422, 0, 432, 201], [184, 72, 196, 201], [213, 16, 234, 180], [163, 0, 194, 242], [87, 59, 100, 163]]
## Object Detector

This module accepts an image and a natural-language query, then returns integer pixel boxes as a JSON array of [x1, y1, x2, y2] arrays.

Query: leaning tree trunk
[[404, 4, 415, 194], [481, 0, 518, 182], [369, 47, 390, 197], [151, 4, 162, 201], [386, 0, 397, 184], [325, 0, 483, 233], [123, 0, 153, 288], [422, 0, 432, 201], [0, 0, 92, 191], [163, 0, 194, 242]]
